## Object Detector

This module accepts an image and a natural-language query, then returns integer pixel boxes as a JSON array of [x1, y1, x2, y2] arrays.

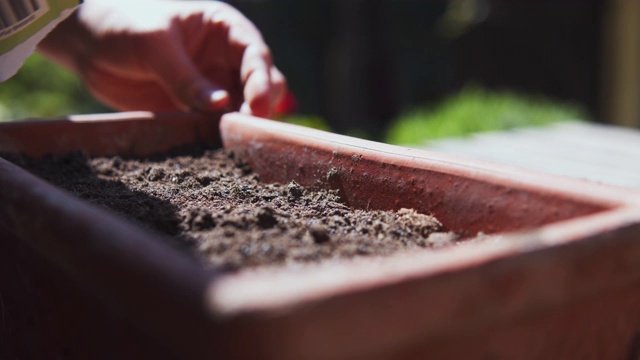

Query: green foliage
[[283, 114, 331, 131], [0, 53, 108, 121], [385, 85, 588, 145]]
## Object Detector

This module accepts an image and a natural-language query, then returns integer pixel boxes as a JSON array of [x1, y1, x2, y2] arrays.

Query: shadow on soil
[[0, 148, 204, 256]]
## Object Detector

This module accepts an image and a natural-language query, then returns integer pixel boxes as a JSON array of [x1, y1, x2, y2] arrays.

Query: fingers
[[240, 65, 288, 118], [220, 9, 288, 118], [270, 66, 287, 111], [238, 43, 271, 117], [141, 2, 288, 116], [82, 64, 180, 111], [242, 67, 271, 117], [237, 43, 288, 118], [145, 32, 231, 112]]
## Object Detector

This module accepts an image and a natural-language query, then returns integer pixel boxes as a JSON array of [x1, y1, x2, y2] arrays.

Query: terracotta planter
[[2, 111, 640, 359]]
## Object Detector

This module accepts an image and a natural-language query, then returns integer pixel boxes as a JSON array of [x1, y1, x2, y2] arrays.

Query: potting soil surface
[[4, 149, 459, 271]]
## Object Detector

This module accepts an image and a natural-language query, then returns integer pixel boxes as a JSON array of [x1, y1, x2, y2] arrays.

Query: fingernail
[[211, 90, 228, 103], [210, 90, 229, 107]]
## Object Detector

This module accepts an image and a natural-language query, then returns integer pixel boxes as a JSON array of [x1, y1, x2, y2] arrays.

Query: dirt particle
[[256, 206, 278, 229], [326, 167, 339, 182], [287, 181, 303, 201], [239, 245, 252, 257], [309, 224, 331, 244], [184, 208, 216, 231], [147, 167, 164, 181], [260, 243, 273, 255], [196, 172, 218, 186]]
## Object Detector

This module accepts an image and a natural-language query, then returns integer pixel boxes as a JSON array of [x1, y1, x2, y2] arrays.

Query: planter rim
[[220, 113, 640, 209], [207, 205, 640, 314], [0, 111, 221, 157]]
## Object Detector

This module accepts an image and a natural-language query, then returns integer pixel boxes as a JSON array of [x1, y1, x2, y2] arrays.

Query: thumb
[[146, 34, 230, 112]]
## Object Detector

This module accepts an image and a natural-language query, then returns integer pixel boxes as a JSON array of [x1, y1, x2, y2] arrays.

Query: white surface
[[417, 122, 640, 189]]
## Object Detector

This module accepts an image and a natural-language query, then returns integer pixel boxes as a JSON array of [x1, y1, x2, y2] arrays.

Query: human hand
[[38, 0, 286, 118]]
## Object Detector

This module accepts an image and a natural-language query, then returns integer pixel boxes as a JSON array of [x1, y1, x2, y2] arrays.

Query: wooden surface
[[417, 121, 640, 189]]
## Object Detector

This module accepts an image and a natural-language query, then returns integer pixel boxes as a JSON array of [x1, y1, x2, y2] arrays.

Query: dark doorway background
[[228, 0, 603, 139]]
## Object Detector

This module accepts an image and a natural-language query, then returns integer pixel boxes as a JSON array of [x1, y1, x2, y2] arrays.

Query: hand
[[38, 0, 286, 118]]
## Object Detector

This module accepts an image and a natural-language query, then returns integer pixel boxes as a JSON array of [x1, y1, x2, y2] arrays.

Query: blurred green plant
[[282, 114, 331, 131], [0, 53, 109, 121], [385, 85, 589, 145]]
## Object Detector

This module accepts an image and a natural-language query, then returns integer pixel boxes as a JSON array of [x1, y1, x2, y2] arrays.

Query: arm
[[37, 0, 286, 117]]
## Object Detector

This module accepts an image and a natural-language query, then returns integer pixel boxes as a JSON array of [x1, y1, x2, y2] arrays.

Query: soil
[[3, 149, 459, 272]]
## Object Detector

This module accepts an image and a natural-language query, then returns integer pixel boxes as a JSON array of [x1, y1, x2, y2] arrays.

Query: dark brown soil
[[3, 149, 458, 272]]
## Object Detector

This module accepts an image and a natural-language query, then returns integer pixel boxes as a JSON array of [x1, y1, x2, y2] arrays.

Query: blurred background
[[1, 0, 638, 145]]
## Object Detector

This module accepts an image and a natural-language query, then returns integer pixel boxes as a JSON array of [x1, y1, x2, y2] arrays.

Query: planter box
[[2, 112, 640, 359]]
